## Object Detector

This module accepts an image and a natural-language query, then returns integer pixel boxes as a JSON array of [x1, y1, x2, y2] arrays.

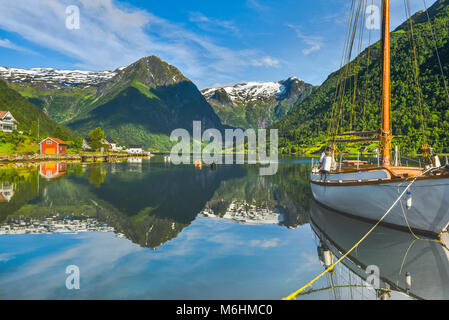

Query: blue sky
[[0, 0, 437, 88]]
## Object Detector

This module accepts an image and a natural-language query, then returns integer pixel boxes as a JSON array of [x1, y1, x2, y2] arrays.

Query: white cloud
[[0, 253, 13, 262], [0, 38, 34, 54], [246, 0, 270, 13], [250, 238, 280, 248], [0, 0, 280, 87], [251, 56, 280, 67], [189, 12, 240, 35], [288, 24, 323, 55], [0, 0, 150, 70]]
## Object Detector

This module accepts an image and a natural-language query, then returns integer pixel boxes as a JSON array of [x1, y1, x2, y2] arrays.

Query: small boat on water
[[310, 0, 449, 238]]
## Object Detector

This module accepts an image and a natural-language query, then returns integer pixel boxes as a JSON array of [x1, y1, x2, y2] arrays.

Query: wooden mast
[[381, 0, 392, 166]]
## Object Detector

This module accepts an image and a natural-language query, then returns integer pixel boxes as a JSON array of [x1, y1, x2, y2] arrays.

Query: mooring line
[[283, 168, 434, 300]]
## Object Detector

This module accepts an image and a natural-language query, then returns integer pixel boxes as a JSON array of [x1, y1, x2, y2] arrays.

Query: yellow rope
[[395, 171, 443, 244], [283, 169, 433, 300], [399, 197, 442, 244], [295, 284, 389, 298]]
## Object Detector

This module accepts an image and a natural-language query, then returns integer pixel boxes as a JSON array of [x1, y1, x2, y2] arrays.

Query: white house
[[0, 111, 18, 133], [106, 138, 121, 151], [83, 137, 123, 152], [127, 145, 143, 154]]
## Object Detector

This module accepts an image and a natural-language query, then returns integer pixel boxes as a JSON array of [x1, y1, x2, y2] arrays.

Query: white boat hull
[[310, 171, 449, 235]]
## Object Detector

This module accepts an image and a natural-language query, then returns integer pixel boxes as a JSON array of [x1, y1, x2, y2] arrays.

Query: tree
[[30, 121, 38, 139], [73, 137, 83, 149], [88, 127, 105, 151], [54, 126, 69, 141]]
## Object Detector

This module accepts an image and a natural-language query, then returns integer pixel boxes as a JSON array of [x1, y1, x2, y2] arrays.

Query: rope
[[295, 284, 389, 298], [422, 0, 449, 103], [362, 0, 374, 132], [404, 0, 427, 145], [330, 0, 364, 142], [328, 0, 356, 139], [398, 184, 442, 244], [283, 167, 434, 300], [350, 0, 367, 132]]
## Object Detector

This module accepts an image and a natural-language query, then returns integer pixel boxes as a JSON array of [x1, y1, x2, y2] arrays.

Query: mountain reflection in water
[[0, 158, 312, 249]]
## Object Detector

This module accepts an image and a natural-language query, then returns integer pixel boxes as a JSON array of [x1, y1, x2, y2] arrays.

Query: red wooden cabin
[[40, 137, 67, 155]]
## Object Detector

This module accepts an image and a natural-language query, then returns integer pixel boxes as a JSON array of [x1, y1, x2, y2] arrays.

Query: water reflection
[[0, 159, 310, 250], [0, 182, 14, 202], [310, 201, 449, 300], [127, 157, 143, 172], [39, 163, 67, 180], [201, 171, 308, 227], [0, 216, 114, 235], [1, 158, 449, 299]]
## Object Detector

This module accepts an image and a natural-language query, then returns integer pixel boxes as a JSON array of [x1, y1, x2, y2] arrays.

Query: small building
[[106, 138, 119, 151], [127, 145, 143, 154], [0, 111, 18, 133], [40, 137, 68, 155], [82, 138, 92, 151]]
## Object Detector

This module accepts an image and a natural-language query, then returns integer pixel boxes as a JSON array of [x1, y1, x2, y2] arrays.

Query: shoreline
[[0, 153, 152, 164]]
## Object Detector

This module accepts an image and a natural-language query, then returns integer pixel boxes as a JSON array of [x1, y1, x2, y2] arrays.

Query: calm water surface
[[0, 157, 448, 300]]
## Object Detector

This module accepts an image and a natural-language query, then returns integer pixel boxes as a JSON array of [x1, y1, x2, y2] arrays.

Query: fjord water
[[0, 157, 448, 300]]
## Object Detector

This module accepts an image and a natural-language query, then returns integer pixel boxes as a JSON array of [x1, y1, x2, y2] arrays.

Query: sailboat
[[310, 0, 449, 238]]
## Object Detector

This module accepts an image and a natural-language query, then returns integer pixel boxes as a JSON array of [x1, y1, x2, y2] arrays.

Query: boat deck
[[312, 162, 449, 186]]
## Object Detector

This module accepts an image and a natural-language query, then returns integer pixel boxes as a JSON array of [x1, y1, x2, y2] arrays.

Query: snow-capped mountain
[[201, 77, 316, 128], [0, 66, 118, 87], [202, 80, 289, 102]]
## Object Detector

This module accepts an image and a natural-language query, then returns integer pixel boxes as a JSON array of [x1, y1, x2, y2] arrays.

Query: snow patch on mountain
[[202, 77, 300, 102], [0, 66, 117, 86]]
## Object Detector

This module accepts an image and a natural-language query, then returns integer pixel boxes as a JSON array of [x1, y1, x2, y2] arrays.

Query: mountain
[[67, 56, 223, 150], [0, 79, 75, 140], [2, 56, 223, 151], [202, 77, 316, 128], [275, 0, 449, 154]]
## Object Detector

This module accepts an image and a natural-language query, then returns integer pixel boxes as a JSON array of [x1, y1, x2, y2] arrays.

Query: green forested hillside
[[275, 0, 449, 154], [7, 82, 97, 124], [0, 80, 76, 141]]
